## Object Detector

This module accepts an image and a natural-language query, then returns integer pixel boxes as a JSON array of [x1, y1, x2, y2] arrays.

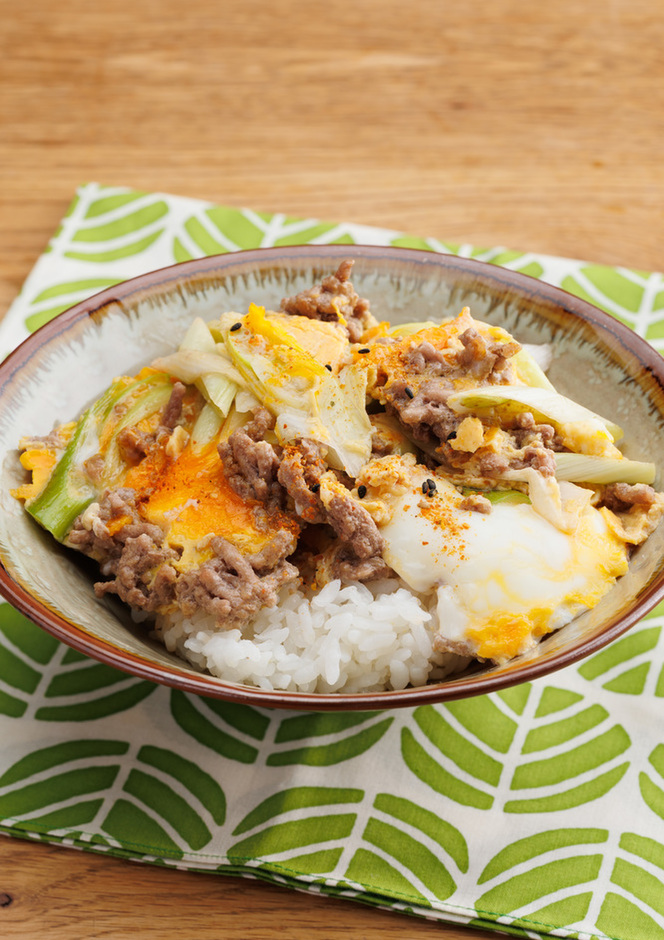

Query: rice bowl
[[2, 245, 664, 710]]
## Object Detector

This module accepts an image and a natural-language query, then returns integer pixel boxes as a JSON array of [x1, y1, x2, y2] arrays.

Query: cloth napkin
[[2, 183, 664, 940]]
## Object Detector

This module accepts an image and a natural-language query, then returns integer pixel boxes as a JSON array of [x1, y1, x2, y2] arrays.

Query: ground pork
[[324, 489, 385, 560], [66, 489, 180, 611], [403, 328, 520, 386], [508, 412, 562, 451], [94, 534, 179, 611], [277, 440, 327, 523], [600, 483, 660, 514], [175, 534, 298, 627], [457, 328, 520, 382], [458, 493, 492, 514], [116, 427, 153, 464], [217, 408, 284, 512], [320, 546, 393, 583], [161, 381, 187, 429], [280, 259, 375, 342], [387, 379, 462, 445], [97, 381, 189, 473]]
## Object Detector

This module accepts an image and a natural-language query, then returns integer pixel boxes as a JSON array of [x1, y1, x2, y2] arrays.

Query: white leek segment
[[225, 304, 372, 476], [554, 452, 656, 485], [512, 346, 555, 390], [153, 318, 241, 417], [190, 401, 224, 452], [447, 385, 623, 456]]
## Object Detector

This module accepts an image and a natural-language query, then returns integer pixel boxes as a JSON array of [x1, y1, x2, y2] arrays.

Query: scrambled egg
[[356, 454, 629, 663]]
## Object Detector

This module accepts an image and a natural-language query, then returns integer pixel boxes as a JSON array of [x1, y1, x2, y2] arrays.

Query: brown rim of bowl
[[1, 244, 664, 711]]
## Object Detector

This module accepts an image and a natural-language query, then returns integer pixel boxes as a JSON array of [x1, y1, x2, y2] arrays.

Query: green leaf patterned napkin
[[2, 183, 664, 940]]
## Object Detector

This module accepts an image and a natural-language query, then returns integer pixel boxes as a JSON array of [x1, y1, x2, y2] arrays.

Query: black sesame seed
[[421, 481, 429, 495], [404, 386, 414, 399], [230, 322, 242, 332], [426, 478, 437, 493], [310, 482, 320, 493], [325, 363, 333, 371], [358, 347, 370, 354], [446, 431, 457, 441], [358, 484, 367, 499]]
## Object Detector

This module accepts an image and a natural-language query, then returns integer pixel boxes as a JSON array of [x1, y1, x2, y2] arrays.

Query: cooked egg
[[360, 456, 629, 663]]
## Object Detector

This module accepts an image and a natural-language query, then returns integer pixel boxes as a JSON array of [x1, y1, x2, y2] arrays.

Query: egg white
[[374, 462, 629, 663]]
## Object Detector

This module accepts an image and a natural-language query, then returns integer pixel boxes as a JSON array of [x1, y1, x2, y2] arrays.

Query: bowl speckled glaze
[[1, 245, 664, 711]]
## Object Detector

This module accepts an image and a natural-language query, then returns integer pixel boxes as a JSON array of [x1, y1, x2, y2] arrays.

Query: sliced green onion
[[512, 347, 555, 390], [25, 378, 136, 541], [461, 487, 530, 505], [447, 385, 623, 453], [190, 401, 224, 451], [152, 317, 243, 418], [225, 309, 372, 477], [152, 348, 243, 387], [101, 379, 175, 487], [554, 452, 656, 485]]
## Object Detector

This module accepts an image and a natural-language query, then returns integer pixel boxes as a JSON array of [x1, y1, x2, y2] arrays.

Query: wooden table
[[0, 1, 662, 936]]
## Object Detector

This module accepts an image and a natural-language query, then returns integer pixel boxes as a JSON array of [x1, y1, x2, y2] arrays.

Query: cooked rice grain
[[155, 578, 468, 693]]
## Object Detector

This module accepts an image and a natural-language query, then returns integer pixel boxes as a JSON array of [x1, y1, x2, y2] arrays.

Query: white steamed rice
[[155, 578, 468, 694]]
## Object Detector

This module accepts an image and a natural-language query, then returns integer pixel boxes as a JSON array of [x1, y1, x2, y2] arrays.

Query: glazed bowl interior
[[1, 245, 664, 711]]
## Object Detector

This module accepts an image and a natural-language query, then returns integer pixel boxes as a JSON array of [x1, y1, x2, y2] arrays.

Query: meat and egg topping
[[13, 261, 664, 667]]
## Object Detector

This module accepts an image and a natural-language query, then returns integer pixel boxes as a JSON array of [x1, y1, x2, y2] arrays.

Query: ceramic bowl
[[1, 245, 664, 711]]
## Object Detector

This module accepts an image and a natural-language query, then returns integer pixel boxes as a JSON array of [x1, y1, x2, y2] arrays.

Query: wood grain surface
[[0, 0, 662, 937]]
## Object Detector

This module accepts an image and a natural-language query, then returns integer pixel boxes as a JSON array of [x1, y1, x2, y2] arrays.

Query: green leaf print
[[170, 691, 263, 764], [0, 605, 155, 721], [596, 894, 664, 940], [267, 713, 393, 767], [471, 829, 664, 940], [232, 785, 364, 836], [578, 622, 662, 695], [598, 833, 664, 938], [404, 689, 631, 813], [0, 739, 127, 838], [475, 828, 608, 934], [84, 190, 151, 219], [560, 265, 661, 329], [345, 793, 467, 905], [174, 207, 343, 262], [228, 786, 359, 875], [402, 698, 521, 809], [639, 744, 664, 823], [0, 737, 226, 859], [24, 277, 121, 332], [64, 197, 168, 263], [577, 266, 645, 314]]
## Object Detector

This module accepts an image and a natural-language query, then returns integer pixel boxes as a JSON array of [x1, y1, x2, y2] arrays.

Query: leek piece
[[190, 401, 223, 451], [554, 452, 656, 485], [461, 487, 530, 505], [512, 347, 555, 390], [225, 305, 372, 476], [152, 348, 243, 387], [101, 378, 175, 486], [26, 380, 130, 541], [155, 317, 242, 417], [218, 403, 252, 442], [447, 385, 623, 454], [26, 373, 177, 540]]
